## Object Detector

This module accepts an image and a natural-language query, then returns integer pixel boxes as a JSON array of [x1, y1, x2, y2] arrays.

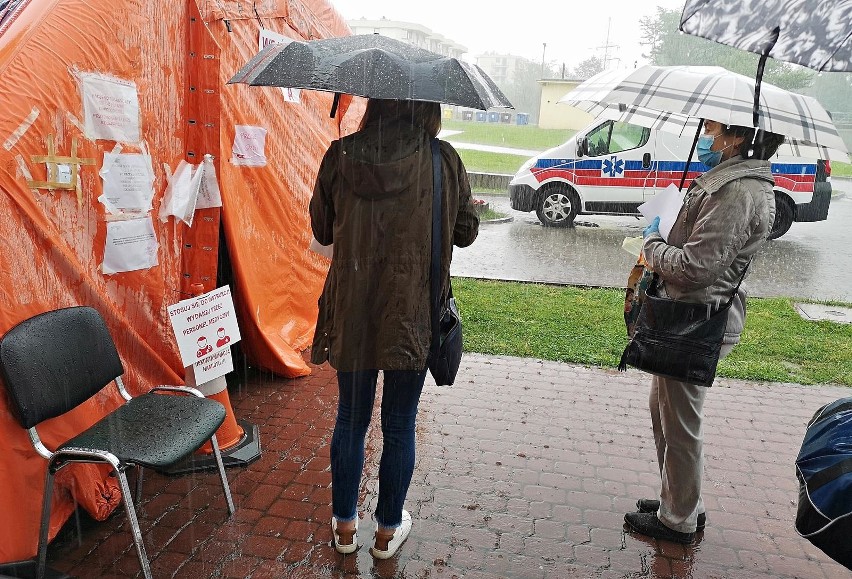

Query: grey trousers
[[649, 344, 734, 533]]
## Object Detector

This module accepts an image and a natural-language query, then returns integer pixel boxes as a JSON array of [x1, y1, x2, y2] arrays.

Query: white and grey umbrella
[[559, 65, 848, 159]]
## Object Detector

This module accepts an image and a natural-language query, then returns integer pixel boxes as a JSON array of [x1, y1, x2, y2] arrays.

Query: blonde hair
[[359, 99, 442, 138]]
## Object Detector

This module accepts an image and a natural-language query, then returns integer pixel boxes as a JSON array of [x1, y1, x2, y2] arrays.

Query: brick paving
[[43, 353, 851, 578]]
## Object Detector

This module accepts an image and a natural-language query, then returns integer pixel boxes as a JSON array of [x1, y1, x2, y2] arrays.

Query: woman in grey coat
[[624, 120, 785, 544]]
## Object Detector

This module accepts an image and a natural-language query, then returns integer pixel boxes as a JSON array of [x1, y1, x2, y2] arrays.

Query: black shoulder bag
[[618, 264, 748, 387], [427, 138, 463, 386]]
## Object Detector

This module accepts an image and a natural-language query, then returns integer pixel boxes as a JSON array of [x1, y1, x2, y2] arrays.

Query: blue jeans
[[331, 369, 427, 528]]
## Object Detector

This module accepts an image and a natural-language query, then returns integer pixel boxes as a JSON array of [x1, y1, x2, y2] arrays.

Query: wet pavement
[[454, 185, 852, 303], [43, 354, 851, 578]]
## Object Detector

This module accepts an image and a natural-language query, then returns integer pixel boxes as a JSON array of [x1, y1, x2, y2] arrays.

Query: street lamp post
[[541, 42, 547, 77]]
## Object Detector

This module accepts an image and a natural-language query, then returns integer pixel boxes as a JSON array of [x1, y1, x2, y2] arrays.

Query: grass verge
[[454, 277, 852, 386], [457, 149, 528, 174], [443, 120, 574, 150]]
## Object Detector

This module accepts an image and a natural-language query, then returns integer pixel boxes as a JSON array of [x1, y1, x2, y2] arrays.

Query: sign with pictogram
[[167, 286, 241, 367]]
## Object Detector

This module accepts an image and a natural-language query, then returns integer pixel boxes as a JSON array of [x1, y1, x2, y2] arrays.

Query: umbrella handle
[[679, 119, 704, 192], [752, 26, 780, 130], [330, 93, 340, 118]]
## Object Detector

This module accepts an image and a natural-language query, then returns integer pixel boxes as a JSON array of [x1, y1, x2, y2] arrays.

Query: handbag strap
[[650, 259, 751, 312], [429, 138, 443, 361]]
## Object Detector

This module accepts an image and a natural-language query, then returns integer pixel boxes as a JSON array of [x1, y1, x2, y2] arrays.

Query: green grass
[[457, 149, 529, 174], [832, 160, 852, 177], [454, 278, 852, 386], [443, 120, 574, 151]]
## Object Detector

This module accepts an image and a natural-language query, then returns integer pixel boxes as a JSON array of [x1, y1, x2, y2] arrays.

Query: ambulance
[[508, 117, 832, 239]]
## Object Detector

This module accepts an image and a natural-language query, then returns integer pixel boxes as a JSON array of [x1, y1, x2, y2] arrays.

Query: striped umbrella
[[559, 65, 848, 159]]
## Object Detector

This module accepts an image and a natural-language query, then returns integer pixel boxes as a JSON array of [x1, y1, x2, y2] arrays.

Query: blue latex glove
[[643, 216, 661, 239]]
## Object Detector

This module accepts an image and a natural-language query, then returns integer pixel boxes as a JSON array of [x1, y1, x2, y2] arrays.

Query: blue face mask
[[697, 134, 722, 167]]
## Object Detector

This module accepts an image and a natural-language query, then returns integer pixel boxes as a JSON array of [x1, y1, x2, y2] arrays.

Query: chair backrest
[[0, 306, 124, 429]]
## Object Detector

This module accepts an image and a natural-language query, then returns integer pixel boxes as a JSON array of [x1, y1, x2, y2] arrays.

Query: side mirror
[[577, 137, 587, 157]]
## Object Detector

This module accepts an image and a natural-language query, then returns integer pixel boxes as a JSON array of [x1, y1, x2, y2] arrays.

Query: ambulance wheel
[[768, 192, 794, 240], [536, 184, 579, 228]]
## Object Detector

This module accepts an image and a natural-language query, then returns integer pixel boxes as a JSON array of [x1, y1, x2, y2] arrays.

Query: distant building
[[346, 18, 466, 59], [473, 53, 531, 86], [538, 78, 593, 130]]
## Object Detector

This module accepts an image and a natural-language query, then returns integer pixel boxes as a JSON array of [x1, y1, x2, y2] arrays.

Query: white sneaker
[[331, 516, 358, 554], [370, 510, 412, 559]]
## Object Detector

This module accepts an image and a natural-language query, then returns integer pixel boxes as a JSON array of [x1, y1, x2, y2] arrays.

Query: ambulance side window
[[609, 121, 650, 154], [585, 120, 649, 156]]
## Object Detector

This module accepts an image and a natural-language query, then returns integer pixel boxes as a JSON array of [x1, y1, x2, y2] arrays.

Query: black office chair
[[0, 306, 236, 579]]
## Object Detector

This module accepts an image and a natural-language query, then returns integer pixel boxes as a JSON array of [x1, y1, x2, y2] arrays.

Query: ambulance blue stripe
[[771, 163, 816, 175], [536, 159, 815, 176]]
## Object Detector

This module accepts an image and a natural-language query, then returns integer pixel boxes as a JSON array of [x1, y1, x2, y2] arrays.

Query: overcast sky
[[331, 0, 687, 73]]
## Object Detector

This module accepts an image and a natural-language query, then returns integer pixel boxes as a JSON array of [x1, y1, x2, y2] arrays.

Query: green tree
[[496, 59, 560, 124], [639, 7, 814, 92], [574, 56, 604, 79]]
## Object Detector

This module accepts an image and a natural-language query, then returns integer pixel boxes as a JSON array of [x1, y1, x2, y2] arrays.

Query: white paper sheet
[[637, 184, 685, 243], [98, 153, 155, 213], [80, 73, 141, 143], [194, 155, 223, 210], [309, 236, 333, 259], [159, 161, 198, 225], [231, 125, 268, 167], [102, 217, 158, 275], [167, 286, 242, 367], [193, 348, 234, 384]]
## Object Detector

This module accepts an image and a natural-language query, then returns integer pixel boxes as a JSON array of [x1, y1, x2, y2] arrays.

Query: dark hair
[[721, 125, 785, 160], [358, 99, 442, 138]]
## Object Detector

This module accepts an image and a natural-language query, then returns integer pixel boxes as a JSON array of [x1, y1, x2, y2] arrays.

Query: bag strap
[[650, 259, 751, 312], [804, 456, 852, 493], [429, 138, 443, 361]]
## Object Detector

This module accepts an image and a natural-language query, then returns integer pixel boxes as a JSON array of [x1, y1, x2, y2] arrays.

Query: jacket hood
[[694, 156, 774, 195], [337, 121, 430, 201]]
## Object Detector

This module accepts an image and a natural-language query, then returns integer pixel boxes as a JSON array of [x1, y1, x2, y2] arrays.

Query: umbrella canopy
[[679, 0, 852, 72], [229, 34, 513, 111], [559, 65, 848, 158]]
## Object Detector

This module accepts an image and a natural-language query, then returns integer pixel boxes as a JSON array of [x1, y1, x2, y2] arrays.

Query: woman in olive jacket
[[309, 99, 479, 558], [624, 120, 785, 545]]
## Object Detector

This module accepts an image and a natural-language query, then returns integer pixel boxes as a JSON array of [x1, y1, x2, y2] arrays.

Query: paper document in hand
[[638, 184, 685, 242]]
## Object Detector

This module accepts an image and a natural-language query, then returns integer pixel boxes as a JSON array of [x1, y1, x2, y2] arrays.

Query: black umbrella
[[679, 0, 852, 127], [228, 34, 513, 115]]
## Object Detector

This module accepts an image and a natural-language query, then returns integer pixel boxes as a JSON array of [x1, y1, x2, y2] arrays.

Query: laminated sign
[[167, 287, 242, 382], [80, 73, 141, 143]]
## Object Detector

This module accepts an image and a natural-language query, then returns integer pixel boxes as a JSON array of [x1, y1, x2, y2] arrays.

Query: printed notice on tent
[[193, 348, 234, 384], [81, 73, 141, 143], [99, 153, 155, 213], [259, 29, 302, 103], [638, 184, 685, 243], [102, 216, 158, 275], [167, 286, 242, 368], [231, 125, 267, 167]]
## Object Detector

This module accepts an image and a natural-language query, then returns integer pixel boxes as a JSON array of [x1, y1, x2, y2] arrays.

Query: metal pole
[[541, 42, 547, 77]]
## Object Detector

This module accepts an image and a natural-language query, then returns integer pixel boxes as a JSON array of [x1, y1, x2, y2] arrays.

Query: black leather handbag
[[618, 267, 747, 387], [427, 138, 463, 386]]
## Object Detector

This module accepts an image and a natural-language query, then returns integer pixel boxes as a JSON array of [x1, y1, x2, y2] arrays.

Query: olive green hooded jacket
[[309, 120, 479, 371]]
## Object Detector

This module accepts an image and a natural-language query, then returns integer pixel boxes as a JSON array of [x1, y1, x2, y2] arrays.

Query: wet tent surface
[[45, 353, 850, 578]]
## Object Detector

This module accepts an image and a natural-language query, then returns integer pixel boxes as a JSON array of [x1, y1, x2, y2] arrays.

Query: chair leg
[[209, 433, 236, 516], [35, 466, 56, 579], [134, 465, 144, 505], [115, 469, 152, 579]]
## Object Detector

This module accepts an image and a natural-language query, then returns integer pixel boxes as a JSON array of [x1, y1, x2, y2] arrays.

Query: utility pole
[[541, 42, 547, 77], [595, 17, 619, 70]]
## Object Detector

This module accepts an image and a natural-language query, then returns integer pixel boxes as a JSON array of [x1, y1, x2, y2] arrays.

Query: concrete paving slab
[[42, 353, 851, 578], [795, 302, 852, 324]]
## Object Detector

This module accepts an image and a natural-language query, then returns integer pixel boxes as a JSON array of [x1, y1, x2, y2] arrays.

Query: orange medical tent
[[0, 0, 358, 562]]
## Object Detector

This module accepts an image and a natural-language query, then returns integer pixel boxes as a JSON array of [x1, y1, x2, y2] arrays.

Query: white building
[[346, 17, 467, 59], [473, 53, 531, 86]]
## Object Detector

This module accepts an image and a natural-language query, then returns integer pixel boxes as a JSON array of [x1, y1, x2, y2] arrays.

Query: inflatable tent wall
[[0, 0, 355, 562]]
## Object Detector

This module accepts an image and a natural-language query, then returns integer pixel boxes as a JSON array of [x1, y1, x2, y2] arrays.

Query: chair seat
[[58, 393, 226, 470]]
